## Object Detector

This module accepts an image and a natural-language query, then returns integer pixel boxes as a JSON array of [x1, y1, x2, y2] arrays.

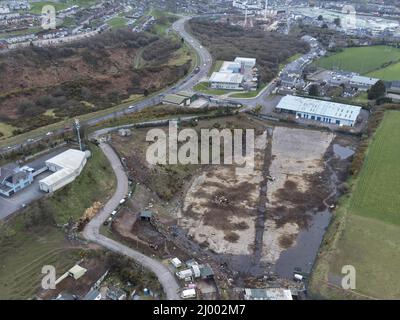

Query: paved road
[[82, 143, 181, 300]]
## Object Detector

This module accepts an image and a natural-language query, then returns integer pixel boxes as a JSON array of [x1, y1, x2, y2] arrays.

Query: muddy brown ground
[[110, 115, 358, 284]]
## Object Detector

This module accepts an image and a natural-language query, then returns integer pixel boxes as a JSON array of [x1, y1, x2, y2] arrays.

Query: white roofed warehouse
[[275, 95, 362, 127], [39, 149, 88, 193], [209, 72, 244, 90]]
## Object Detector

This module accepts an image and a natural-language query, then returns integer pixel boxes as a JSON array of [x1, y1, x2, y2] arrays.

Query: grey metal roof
[[209, 72, 243, 84], [140, 210, 153, 218], [276, 95, 361, 122], [162, 94, 188, 105]]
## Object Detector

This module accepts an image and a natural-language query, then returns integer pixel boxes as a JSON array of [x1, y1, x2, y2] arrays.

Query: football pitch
[[314, 46, 400, 77]]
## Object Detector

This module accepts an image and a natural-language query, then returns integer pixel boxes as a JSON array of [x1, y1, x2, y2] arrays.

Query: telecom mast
[[74, 118, 83, 151]]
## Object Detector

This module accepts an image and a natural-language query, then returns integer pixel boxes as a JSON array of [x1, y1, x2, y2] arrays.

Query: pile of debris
[[213, 194, 229, 206], [77, 202, 103, 230]]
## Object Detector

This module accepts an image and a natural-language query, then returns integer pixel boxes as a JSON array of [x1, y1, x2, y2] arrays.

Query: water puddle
[[272, 209, 331, 279]]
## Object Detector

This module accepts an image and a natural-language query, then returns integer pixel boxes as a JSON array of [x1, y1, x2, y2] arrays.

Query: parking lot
[[0, 147, 67, 220]]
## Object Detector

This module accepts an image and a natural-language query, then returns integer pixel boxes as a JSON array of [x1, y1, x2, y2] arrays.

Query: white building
[[39, 149, 87, 193], [180, 288, 196, 299], [209, 72, 244, 90], [349, 75, 379, 91], [275, 95, 362, 127], [244, 288, 293, 300], [234, 57, 256, 69]]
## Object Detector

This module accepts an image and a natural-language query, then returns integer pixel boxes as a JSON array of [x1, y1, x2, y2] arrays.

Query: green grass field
[[106, 17, 128, 29], [230, 86, 265, 98], [309, 111, 400, 299], [314, 46, 400, 75], [193, 82, 231, 95], [367, 61, 400, 81], [0, 146, 116, 299], [28, 0, 98, 14]]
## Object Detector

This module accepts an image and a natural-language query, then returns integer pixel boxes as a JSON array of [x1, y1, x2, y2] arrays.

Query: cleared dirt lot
[[178, 130, 267, 256], [262, 127, 334, 265], [110, 115, 357, 281]]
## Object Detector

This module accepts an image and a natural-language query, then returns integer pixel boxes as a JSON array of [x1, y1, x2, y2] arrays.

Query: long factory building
[[275, 95, 362, 127]]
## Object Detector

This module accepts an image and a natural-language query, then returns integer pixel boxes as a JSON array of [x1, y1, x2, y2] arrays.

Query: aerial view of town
[[0, 0, 399, 308]]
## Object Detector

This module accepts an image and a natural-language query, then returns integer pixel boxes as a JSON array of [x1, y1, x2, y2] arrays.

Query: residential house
[[0, 164, 33, 197]]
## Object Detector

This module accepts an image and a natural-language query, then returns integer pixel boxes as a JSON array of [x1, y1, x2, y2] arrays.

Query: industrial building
[[209, 72, 244, 90], [349, 75, 379, 91], [0, 164, 33, 197], [275, 95, 362, 127], [39, 149, 87, 193], [234, 57, 256, 69], [208, 57, 257, 90], [162, 91, 197, 106]]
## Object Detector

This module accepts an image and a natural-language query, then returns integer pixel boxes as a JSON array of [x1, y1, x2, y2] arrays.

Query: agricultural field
[[0, 146, 116, 299], [28, 0, 99, 14], [366, 61, 400, 81], [314, 46, 400, 75], [310, 111, 400, 299]]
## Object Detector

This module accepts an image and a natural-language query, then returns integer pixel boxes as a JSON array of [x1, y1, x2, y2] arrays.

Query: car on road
[[128, 105, 136, 109], [46, 131, 53, 136]]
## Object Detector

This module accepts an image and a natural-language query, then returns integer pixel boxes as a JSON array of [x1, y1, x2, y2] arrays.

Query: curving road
[[82, 142, 181, 300]]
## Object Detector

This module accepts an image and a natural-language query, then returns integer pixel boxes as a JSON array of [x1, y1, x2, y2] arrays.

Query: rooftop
[[350, 75, 379, 86], [234, 57, 256, 64], [40, 149, 86, 186], [176, 91, 196, 98], [219, 61, 241, 73], [276, 95, 361, 122], [209, 72, 244, 84], [162, 93, 188, 105], [244, 288, 293, 300]]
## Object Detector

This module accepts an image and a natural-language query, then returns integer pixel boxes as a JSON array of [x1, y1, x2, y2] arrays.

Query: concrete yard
[[0, 147, 68, 220]]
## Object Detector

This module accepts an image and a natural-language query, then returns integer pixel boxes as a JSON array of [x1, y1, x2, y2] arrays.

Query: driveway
[[83, 143, 181, 300], [0, 147, 68, 220]]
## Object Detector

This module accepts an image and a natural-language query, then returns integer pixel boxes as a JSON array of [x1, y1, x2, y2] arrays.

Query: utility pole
[[74, 118, 83, 151]]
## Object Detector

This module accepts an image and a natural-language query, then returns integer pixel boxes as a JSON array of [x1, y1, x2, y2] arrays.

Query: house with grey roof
[[0, 164, 33, 197]]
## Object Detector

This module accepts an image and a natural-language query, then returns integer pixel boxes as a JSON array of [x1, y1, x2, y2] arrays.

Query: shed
[[176, 268, 193, 280], [106, 286, 127, 300], [140, 210, 153, 221], [181, 288, 196, 299], [171, 257, 182, 268], [199, 264, 214, 279], [68, 265, 87, 280], [244, 288, 293, 300], [192, 264, 201, 278], [162, 93, 190, 106]]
